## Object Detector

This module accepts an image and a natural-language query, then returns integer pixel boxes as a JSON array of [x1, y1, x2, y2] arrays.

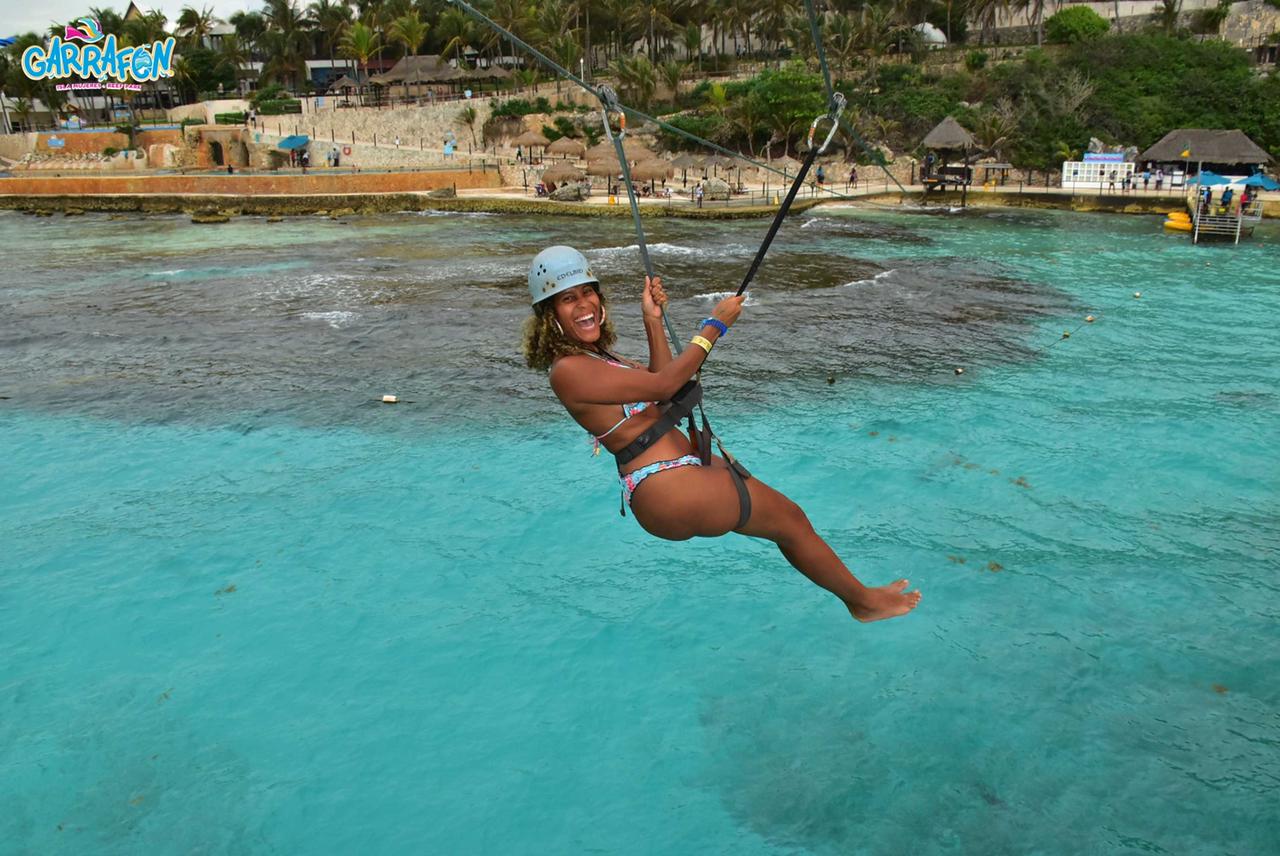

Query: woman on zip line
[[522, 245, 921, 623]]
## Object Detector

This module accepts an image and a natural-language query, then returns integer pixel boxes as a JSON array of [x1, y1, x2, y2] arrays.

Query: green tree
[[1045, 6, 1110, 43], [340, 21, 380, 103]]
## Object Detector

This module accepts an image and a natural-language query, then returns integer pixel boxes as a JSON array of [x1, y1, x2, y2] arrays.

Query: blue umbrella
[[1194, 170, 1232, 186], [277, 134, 310, 150], [1241, 173, 1280, 191], [0, 37, 15, 47]]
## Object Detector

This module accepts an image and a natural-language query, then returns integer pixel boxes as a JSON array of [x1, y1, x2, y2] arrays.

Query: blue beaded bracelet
[[700, 317, 728, 337]]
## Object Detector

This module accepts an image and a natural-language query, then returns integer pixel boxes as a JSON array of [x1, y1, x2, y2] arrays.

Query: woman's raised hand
[[711, 293, 746, 330], [642, 275, 668, 320]]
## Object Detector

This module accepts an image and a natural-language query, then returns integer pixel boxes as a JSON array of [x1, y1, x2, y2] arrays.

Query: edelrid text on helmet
[[528, 245, 598, 305]]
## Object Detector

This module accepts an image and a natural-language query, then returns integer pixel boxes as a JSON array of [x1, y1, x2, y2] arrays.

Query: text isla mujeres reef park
[[22, 35, 175, 84]]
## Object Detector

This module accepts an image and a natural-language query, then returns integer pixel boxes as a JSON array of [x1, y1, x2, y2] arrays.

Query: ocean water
[[1, 205, 1277, 855]]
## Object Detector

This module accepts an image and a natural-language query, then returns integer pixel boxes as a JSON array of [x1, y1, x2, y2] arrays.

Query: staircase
[[1192, 201, 1264, 244]]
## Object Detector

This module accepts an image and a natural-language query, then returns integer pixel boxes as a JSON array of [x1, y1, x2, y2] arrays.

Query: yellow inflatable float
[[1164, 210, 1191, 232]]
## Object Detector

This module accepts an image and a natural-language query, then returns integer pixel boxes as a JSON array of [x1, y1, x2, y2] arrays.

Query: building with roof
[[1140, 129, 1273, 178]]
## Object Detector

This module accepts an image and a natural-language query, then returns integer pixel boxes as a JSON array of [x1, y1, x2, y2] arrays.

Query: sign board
[[1083, 153, 1125, 163]]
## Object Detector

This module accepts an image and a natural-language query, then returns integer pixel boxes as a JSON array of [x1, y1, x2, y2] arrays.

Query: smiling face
[[550, 282, 603, 344]]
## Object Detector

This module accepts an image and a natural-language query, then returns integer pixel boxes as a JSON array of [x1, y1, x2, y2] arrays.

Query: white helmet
[[528, 245, 598, 305]]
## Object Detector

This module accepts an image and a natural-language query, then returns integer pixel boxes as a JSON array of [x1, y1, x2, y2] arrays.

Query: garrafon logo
[[65, 17, 105, 42], [22, 16, 175, 85]]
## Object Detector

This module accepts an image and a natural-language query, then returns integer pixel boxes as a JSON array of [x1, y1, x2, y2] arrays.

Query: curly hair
[[522, 284, 618, 371]]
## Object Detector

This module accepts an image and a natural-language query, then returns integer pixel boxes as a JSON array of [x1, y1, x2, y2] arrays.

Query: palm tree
[[659, 59, 685, 105], [262, 0, 313, 92], [218, 35, 251, 96], [434, 7, 472, 67], [177, 5, 217, 49], [389, 12, 428, 58], [681, 23, 701, 71], [310, 0, 354, 83], [340, 21, 379, 103], [969, 0, 1008, 45], [457, 104, 479, 144]]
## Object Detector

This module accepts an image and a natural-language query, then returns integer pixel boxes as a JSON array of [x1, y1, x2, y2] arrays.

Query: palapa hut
[[771, 155, 802, 177], [585, 138, 655, 162], [922, 115, 976, 202], [546, 137, 587, 159], [512, 130, 551, 162], [631, 158, 674, 194], [670, 151, 702, 186], [540, 161, 585, 184], [367, 55, 459, 103], [1140, 129, 1272, 179], [327, 74, 362, 96]]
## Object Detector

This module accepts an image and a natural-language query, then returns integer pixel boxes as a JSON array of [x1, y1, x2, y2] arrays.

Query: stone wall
[[1222, 0, 1280, 46], [0, 168, 501, 197], [0, 134, 34, 162]]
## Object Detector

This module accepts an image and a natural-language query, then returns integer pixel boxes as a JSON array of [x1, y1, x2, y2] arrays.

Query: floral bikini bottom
[[620, 454, 703, 506]]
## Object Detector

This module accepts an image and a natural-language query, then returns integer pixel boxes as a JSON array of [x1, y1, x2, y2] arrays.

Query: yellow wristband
[[690, 335, 713, 354]]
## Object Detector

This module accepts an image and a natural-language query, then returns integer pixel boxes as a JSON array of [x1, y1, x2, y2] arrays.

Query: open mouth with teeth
[[573, 312, 599, 334]]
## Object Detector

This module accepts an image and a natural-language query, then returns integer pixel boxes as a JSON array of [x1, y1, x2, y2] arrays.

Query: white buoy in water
[[954, 367, 964, 375], [382, 394, 398, 404], [1134, 292, 1142, 299], [1086, 315, 1095, 323]]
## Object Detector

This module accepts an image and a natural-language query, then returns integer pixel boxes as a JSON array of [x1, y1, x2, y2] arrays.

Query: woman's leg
[[628, 458, 921, 622]]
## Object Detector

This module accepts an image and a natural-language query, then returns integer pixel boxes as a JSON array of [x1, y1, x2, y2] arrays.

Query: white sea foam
[[588, 242, 748, 260], [147, 269, 187, 276], [691, 290, 761, 307], [842, 269, 896, 287], [300, 310, 358, 328]]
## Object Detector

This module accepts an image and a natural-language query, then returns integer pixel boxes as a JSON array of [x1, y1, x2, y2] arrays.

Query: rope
[[596, 85, 684, 355]]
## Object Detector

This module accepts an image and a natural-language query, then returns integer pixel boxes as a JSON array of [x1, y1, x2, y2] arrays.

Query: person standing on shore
[[1143, 167, 1151, 191], [694, 183, 704, 208], [1155, 168, 1164, 191]]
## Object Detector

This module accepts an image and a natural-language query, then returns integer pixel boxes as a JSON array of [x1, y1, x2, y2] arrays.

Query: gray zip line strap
[[597, 85, 684, 355], [445, 0, 861, 201]]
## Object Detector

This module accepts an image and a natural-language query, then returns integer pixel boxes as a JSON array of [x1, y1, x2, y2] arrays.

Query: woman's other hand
[[711, 294, 746, 329]]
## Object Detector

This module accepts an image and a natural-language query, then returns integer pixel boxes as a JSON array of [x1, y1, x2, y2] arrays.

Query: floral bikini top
[[583, 351, 652, 455]]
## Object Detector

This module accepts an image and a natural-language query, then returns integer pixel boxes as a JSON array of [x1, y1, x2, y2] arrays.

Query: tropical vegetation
[[1, 0, 1276, 168]]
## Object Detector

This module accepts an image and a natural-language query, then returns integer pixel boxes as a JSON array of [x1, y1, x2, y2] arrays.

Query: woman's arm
[[551, 293, 745, 407], [551, 341, 712, 406]]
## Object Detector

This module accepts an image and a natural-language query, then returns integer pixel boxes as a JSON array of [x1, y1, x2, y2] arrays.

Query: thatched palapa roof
[[327, 74, 363, 92], [923, 116, 976, 150], [540, 162, 585, 183], [631, 159, 674, 181], [512, 130, 551, 147], [369, 55, 462, 84], [546, 137, 586, 157], [1140, 129, 1272, 164], [585, 138, 655, 161]]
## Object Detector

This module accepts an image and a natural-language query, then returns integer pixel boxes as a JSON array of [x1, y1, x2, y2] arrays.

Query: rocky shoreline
[[0, 189, 1275, 220]]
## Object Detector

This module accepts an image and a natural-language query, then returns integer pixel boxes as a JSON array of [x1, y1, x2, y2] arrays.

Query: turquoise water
[[2, 207, 1278, 854]]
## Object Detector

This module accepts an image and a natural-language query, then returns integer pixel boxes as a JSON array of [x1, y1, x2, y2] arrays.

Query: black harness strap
[[614, 380, 702, 467], [613, 379, 753, 529]]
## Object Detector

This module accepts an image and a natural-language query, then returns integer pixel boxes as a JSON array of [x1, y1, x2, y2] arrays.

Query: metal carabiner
[[597, 84, 626, 141], [806, 92, 846, 155]]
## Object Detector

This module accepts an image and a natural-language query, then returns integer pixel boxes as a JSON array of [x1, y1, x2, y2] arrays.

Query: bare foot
[[846, 579, 921, 623]]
